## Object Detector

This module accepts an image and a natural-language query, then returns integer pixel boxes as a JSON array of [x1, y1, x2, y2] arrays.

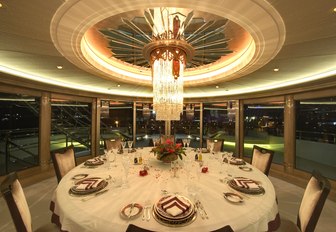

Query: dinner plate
[[69, 177, 108, 195], [120, 203, 143, 220], [154, 195, 195, 220], [72, 174, 89, 180], [223, 192, 244, 203], [224, 158, 245, 165], [228, 177, 265, 195], [84, 158, 104, 166], [239, 166, 252, 172]]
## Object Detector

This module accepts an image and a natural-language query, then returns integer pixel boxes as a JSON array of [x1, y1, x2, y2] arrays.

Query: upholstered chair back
[[51, 145, 76, 183], [207, 139, 224, 152], [251, 145, 274, 176], [105, 138, 122, 151], [1, 172, 32, 232], [297, 171, 330, 232]]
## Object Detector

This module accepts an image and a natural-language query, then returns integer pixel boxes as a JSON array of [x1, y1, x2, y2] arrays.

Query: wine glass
[[121, 156, 130, 188], [182, 138, 187, 148], [127, 141, 133, 153], [186, 138, 191, 148], [108, 150, 117, 168], [121, 141, 126, 153]]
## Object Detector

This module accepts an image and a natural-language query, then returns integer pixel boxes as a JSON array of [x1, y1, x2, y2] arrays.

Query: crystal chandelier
[[143, 8, 194, 121], [99, 8, 233, 121]]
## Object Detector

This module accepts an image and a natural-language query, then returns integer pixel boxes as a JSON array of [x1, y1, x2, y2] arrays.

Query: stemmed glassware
[[121, 141, 126, 153], [182, 138, 187, 148], [121, 156, 130, 188], [127, 140, 133, 153], [186, 138, 191, 148]]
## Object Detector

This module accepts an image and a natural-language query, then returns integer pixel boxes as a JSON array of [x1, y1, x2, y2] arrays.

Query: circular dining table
[[50, 148, 280, 232]]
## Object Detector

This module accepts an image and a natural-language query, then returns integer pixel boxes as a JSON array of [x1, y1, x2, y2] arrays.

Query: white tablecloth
[[50, 148, 279, 232]]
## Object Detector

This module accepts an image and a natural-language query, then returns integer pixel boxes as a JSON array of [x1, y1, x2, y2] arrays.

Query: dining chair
[[160, 134, 175, 144], [0, 172, 59, 232], [207, 139, 224, 152], [210, 225, 234, 232], [125, 223, 154, 232], [276, 170, 330, 232], [251, 145, 274, 176], [105, 138, 122, 151], [51, 145, 76, 183]]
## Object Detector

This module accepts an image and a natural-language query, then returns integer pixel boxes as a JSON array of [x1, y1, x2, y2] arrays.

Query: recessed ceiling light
[[0, 3, 3, 8], [56, 65, 63, 70], [273, 68, 279, 72], [334, 7, 336, 12]]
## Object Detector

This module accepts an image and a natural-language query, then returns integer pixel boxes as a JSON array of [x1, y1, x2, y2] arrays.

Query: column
[[284, 95, 295, 173], [39, 92, 51, 171]]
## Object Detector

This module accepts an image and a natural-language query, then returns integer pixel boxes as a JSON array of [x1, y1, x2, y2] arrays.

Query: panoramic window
[[171, 104, 201, 148], [135, 103, 165, 147], [243, 102, 284, 164], [203, 102, 236, 152], [100, 101, 133, 152], [0, 93, 40, 175], [50, 99, 92, 157], [296, 97, 336, 179]]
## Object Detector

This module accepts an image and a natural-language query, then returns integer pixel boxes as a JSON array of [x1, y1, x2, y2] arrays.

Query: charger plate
[[69, 177, 108, 195], [153, 195, 197, 227], [120, 203, 143, 220], [228, 177, 265, 195]]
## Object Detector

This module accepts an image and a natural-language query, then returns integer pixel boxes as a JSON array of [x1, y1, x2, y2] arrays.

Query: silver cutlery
[[147, 205, 152, 221], [128, 203, 135, 220], [81, 189, 109, 202], [197, 200, 209, 219], [196, 200, 208, 219]]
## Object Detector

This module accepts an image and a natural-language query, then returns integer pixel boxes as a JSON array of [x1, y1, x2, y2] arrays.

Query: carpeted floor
[[0, 176, 335, 231]]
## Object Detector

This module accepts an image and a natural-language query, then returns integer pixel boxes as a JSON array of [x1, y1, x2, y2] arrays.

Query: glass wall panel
[[100, 101, 133, 152], [172, 104, 200, 148], [0, 93, 40, 175], [50, 99, 92, 157], [296, 97, 336, 179], [203, 102, 235, 152], [243, 102, 284, 164], [135, 103, 164, 147]]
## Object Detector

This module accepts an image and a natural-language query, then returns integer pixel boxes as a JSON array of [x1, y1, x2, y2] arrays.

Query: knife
[[128, 203, 135, 219], [81, 189, 109, 202]]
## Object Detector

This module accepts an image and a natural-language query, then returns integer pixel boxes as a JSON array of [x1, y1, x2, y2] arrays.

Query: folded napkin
[[160, 196, 191, 217], [76, 177, 104, 191], [85, 157, 104, 165], [233, 177, 259, 189]]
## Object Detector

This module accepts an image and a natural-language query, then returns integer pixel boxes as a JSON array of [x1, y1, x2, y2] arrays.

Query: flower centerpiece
[[151, 139, 186, 163]]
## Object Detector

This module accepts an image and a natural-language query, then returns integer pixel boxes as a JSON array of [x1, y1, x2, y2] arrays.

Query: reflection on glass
[[0, 93, 40, 175], [243, 102, 284, 164], [296, 97, 336, 179], [50, 99, 92, 158], [203, 102, 236, 152]]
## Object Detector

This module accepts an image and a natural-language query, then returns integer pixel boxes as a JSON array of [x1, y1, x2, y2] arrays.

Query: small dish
[[239, 166, 252, 172], [72, 174, 89, 180], [120, 203, 143, 220], [223, 192, 244, 203]]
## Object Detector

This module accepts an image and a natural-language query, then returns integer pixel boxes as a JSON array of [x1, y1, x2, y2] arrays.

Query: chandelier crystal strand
[[152, 55, 184, 121], [150, 7, 186, 121]]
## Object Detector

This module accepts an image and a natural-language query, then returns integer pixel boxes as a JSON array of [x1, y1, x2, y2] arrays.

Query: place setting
[[227, 176, 265, 195], [152, 194, 197, 227], [82, 157, 105, 168], [68, 176, 109, 199]]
